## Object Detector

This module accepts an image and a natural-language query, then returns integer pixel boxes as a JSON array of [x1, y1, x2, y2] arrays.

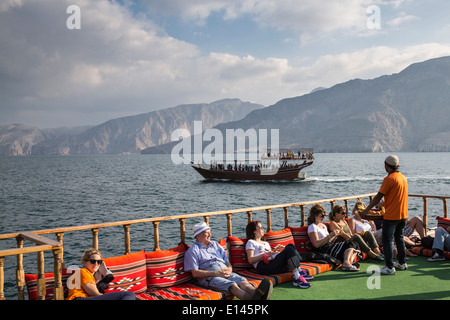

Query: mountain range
[[144, 56, 450, 154], [1, 56, 450, 155], [0, 99, 263, 155]]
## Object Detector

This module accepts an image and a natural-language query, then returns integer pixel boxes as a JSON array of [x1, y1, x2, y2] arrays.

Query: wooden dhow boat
[[192, 149, 314, 181]]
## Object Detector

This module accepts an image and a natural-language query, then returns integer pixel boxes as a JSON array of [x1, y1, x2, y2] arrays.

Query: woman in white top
[[245, 220, 311, 289], [348, 201, 377, 233], [307, 203, 360, 271], [333, 204, 384, 261]]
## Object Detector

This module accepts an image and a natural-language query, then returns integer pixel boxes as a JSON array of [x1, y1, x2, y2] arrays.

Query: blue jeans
[[382, 219, 407, 269]]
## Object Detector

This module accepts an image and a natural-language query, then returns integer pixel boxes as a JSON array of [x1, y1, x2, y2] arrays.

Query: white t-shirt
[[245, 239, 272, 268], [307, 223, 329, 240], [351, 217, 372, 233]]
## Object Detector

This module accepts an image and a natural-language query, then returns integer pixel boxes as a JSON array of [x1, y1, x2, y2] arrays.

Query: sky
[[1, 0, 450, 128]]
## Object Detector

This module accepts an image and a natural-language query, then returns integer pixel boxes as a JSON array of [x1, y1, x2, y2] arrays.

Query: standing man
[[361, 155, 408, 275]]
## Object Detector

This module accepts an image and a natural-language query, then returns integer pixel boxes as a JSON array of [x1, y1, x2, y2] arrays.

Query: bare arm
[[83, 281, 103, 297], [361, 192, 384, 218]]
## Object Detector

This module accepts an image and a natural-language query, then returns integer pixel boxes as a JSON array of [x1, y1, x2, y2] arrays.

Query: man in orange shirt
[[362, 155, 408, 275]]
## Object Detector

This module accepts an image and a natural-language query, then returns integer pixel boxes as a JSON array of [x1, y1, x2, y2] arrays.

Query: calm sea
[[0, 152, 449, 298]]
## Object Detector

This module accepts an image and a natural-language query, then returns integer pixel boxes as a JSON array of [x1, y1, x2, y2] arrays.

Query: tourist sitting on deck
[[184, 222, 273, 300], [307, 203, 361, 271], [427, 225, 450, 261], [245, 220, 312, 289], [67, 248, 136, 300], [331, 205, 384, 261]]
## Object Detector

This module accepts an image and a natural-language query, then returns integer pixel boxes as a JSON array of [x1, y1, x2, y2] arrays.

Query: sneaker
[[393, 262, 407, 270], [299, 269, 314, 281], [427, 252, 446, 262], [380, 266, 396, 275], [293, 276, 311, 289]]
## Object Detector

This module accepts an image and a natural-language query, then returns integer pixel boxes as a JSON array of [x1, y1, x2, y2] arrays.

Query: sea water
[[0, 152, 449, 299]]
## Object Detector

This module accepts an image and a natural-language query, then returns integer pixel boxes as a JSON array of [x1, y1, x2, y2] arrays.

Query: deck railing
[[0, 193, 448, 300]]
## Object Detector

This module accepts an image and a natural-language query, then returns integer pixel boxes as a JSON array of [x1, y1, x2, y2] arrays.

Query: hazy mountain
[[0, 99, 263, 155], [146, 56, 450, 154], [2, 57, 450, 155]]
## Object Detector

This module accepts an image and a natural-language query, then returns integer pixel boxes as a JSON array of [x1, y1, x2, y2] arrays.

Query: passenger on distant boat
[[307, 203, 361, 271], [184, 222, 273, 300], [245, 220, 312, 289], [330, 205, 384, 261]]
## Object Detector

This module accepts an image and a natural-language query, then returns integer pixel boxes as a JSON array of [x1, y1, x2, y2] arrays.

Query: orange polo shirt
[[379, 171, 408, 220]]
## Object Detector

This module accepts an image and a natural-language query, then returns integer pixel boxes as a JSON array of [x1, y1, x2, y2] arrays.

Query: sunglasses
[[89, 259, 103, 265]]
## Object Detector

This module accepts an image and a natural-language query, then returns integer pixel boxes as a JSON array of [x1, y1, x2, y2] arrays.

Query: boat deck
[[269, 255, 450, 300]]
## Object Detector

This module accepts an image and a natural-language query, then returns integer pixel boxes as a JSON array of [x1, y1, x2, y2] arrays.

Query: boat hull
[[192, 161, 313, 181]]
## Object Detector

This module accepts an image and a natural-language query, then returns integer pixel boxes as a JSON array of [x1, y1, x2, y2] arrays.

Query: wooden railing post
[[179, 218, 186, 244], [423, 197, 428, 228], [226, 214, 233, 237], [247, 211, 253, 224], [52, 248, 64, 300], [443, 198, 448, 218], [56, 233, 64, 268], [123, 225, 131, 255], [37, 251, 45, 300], [16, 235, 25, 300], [300, 205, 306, 227], [283, 207, 289, 228], [153, 221, 160, 251], [266, 209, 272, 232], [91, 228, 99, 250], [0, 257, 4, 300]]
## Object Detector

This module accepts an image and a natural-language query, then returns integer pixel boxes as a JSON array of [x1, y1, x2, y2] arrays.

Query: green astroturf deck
[[269, 256, 450, 300]]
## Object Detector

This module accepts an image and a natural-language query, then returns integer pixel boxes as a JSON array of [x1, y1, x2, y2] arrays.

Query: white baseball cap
[[385, 155, 399, 168]]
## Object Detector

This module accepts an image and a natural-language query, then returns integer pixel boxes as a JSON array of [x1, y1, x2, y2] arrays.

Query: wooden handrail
[[0, 193, 448, 300]]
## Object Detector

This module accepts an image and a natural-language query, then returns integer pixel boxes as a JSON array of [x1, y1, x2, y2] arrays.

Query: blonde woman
[[67, 248, 136, 300]]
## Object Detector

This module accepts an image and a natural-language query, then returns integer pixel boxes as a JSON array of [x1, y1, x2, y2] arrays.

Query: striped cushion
[[411, 246, 450, 259], [264, 228, 295, 252], [437, 216, 450, 230], [301, 262, 333, 275], [103, 250, 147, 294], [25, 269, 74, 300], [235, 269, 293, 286], [289, 226, 312, 253], [145, 243, 193, 289], [227, 236, 253, 270], [136, 283, 232, 300]]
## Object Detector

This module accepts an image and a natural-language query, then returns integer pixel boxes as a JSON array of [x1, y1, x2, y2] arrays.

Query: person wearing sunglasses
[[307, 203, 360, 271], [67, 248, 136, 300]]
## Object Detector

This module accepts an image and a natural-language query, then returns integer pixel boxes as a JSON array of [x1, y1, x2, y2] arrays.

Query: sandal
[[341, 265, 359, 271]]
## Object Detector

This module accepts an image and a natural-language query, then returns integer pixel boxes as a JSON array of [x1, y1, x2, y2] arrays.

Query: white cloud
[[387, 12, 419, 26], [1, 0, 450, 128], [144, 0, 373, 33]]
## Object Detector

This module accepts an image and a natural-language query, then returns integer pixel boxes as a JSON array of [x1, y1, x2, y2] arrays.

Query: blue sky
[[1, 0, 450, 128]]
